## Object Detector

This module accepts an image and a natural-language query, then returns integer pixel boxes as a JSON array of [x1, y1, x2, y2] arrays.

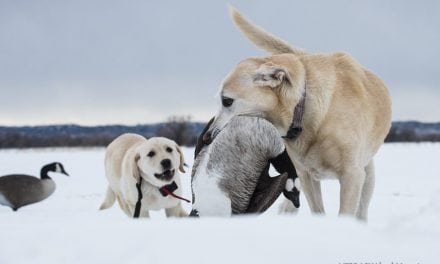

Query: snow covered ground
[[0, 143, 439, 264]]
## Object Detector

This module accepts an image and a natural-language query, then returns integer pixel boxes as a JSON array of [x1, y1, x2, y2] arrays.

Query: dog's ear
[[175, 145, 186, 173], [253, 63, 292, 88], [132, 153, 141, 182], [122, 148, 142, 183]]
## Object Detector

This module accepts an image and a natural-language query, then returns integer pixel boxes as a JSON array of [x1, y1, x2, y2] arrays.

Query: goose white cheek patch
[[285, 178, 294, 191], [285, 178, 301, 192], [55, 163, 62, 173]]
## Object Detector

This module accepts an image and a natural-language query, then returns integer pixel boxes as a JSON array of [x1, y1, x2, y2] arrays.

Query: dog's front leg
[[339, 168, 365, 217], [140, 210, 150, 218], [165, 203, 187, 217], [116, 196, 134, 217], [301, 172, 325, 214], [125, 202, 149, 218]]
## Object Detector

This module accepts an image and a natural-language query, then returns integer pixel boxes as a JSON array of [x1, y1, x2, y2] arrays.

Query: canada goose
[[0, 162, 69, 211], [191, 116, 300, 217]]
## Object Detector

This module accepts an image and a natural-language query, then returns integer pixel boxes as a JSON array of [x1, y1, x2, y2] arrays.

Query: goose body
[[191, 116, 300, 216], [0, 162, 68, 211]]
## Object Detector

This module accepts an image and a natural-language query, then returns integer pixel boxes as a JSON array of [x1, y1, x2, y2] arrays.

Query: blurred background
[[0, 0, 439, 146]]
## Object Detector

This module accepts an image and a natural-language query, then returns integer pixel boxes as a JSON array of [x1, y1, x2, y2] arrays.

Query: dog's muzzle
[[154, 169, 175, 181]]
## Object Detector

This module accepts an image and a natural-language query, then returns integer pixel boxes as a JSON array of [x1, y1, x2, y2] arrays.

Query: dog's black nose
[[161, 159, 171, 169], [202, 131, 212, 145]]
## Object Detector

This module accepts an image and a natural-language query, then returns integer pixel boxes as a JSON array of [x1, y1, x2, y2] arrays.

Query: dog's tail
[[229, 6, 305, 55], [99, 186, 116, 210]]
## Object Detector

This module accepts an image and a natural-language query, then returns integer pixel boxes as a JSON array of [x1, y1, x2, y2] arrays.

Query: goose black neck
[[40, 164, 53, 180]]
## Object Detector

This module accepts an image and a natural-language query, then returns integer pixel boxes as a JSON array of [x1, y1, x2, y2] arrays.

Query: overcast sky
[[0, 0, 439, 125]]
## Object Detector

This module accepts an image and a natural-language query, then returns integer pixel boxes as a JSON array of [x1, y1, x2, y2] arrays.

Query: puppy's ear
[[175, 145, 186, 173], [253, 63, 292, 88], [132, 153, 141, 182]]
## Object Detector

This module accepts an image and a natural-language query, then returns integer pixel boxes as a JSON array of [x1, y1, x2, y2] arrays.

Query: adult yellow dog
[[203, 7, 392, 221]]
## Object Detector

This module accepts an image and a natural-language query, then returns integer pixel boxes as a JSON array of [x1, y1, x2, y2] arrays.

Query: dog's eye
[[222, 96, 234, 107], [147, 151, 155, 157], [166, 147, 173, 153]]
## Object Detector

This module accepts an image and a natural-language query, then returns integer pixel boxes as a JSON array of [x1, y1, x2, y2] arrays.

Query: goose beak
[[61, 169, 69, 176]]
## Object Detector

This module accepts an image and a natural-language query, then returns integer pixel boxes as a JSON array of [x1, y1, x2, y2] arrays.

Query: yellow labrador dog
[[99, 134, 188, 218], [203, 8, 392, 221]]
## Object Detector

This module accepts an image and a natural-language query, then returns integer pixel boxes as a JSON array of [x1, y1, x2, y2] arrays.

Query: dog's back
[[105, 134, 145, 190], [100, 133, 145, 210]]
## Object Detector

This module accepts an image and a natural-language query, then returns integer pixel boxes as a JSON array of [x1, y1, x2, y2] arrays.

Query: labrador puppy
[[99, 133, 188, 218]]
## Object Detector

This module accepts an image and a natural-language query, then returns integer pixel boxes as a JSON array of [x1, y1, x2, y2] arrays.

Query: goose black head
[[40, 162, 69, 179], [47, 162, 69, 176]]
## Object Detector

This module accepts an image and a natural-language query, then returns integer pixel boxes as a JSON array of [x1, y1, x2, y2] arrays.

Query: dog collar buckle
[[159, 181, 178, 196], [159, 181, 191, 203]]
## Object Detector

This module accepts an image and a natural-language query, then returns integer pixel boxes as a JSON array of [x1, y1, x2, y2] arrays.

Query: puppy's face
[[203, 57, 301, 143], [135, 137, 185, 187]]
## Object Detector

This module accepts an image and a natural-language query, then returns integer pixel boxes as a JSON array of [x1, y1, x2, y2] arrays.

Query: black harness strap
[[133, 178, 143, 218], [133, 179, 190, 218]]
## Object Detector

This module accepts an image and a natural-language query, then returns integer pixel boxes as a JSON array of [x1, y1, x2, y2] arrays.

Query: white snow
[[0, 143, 439, 263]]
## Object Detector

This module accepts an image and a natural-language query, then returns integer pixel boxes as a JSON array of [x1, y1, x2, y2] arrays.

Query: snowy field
[[0, 143, 439, 264]]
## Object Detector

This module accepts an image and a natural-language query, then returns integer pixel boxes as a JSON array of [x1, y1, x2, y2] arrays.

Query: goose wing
[[245, 167, 287, 213]]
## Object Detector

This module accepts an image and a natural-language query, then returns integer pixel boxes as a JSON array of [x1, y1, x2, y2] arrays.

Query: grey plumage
[[192, 116, 293, 215], [0, 162, 69, 211]]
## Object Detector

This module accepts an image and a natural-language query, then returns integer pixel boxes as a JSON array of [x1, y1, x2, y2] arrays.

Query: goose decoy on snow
[[0, 162, 69, 211]]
